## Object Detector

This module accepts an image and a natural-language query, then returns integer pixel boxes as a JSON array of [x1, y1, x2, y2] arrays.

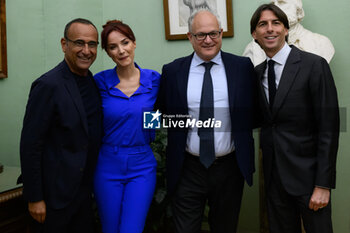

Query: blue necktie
[[198, 62, 215, 168], [268, 60, 276, 109]]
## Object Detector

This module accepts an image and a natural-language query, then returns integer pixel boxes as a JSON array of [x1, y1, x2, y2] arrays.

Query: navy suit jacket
[[255, 46, 339, 195], [20, 60, 102, 209], [156, 51, 256, 194]]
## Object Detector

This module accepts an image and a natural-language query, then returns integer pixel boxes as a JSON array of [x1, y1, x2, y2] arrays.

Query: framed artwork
[[0, 0, 7, 78], [163, 0, 233, 40]]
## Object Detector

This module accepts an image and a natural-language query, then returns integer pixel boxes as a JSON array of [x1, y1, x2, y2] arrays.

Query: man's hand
[[308, 187, 330, 211], [28, 200, 46, 223]]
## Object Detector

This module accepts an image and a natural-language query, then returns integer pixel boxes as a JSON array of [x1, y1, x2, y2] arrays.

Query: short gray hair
[[64, 18, 97, 39], [188, 8, 222, 32]]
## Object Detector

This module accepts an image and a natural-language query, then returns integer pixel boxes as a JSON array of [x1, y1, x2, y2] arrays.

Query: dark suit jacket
[[20, 60, 102, 209], [255, 46, 339, 196], [156, 51, 256, 194]]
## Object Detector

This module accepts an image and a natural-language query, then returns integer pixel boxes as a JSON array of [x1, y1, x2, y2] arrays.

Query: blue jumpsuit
[[93, 64, 160, 233]]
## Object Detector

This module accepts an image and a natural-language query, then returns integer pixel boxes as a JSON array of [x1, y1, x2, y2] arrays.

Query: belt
[[185, 151, 235, 162]]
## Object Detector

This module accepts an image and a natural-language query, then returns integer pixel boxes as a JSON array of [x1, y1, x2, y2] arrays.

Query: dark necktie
[[198, 62, 215, 168], [268, 59, 276, 108]]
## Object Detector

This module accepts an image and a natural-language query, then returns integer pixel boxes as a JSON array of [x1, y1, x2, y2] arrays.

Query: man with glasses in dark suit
[[157, 8, 256, 233], [20, 18, 102, 233]]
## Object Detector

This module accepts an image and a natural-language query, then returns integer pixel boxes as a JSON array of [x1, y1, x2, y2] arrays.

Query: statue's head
[[270, 0, 305, 26]]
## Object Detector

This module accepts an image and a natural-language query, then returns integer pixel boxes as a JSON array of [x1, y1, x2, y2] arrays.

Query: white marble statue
[[243, 0, 335, 66]]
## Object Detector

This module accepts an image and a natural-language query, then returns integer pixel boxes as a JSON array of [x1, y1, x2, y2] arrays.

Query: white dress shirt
[[186, 52, 234, 156], [262, 42, 292, 103]]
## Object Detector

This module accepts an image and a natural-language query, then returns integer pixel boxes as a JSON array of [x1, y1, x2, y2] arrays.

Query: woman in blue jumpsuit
[[93, 20, 160, 233]]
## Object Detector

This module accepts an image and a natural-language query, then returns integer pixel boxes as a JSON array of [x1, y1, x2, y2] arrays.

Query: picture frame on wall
[[163, 0, 233, 40], [0, 0, 7, 78]]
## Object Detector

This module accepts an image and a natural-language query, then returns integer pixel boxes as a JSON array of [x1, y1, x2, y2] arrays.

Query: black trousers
[[266, 163, 333, 233], [172, 152, 244, 233], [31, 184, 95, 233]]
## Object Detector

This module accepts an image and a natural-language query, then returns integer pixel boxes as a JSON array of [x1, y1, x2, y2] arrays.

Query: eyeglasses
[[65, 37, 99, 49], [191, 31, 221, 41]]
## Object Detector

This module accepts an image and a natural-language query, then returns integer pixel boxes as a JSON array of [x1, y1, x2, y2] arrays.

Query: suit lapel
[[176, 54, 193, 113], [221, 51, 236, 109], [61, 63, 89, 135], [272, 46, 300, 117]]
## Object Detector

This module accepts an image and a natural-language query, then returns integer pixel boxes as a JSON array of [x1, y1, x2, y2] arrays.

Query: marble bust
[[243, 0, 335, 66]]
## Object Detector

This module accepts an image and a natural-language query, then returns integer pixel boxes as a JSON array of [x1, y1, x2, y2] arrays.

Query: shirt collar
[[137, 63, 152, 94], [267, 42, 291, 66], [192, 51, 222, 67], [107, 62, 151, 91], [137, 63, 152, 90]]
